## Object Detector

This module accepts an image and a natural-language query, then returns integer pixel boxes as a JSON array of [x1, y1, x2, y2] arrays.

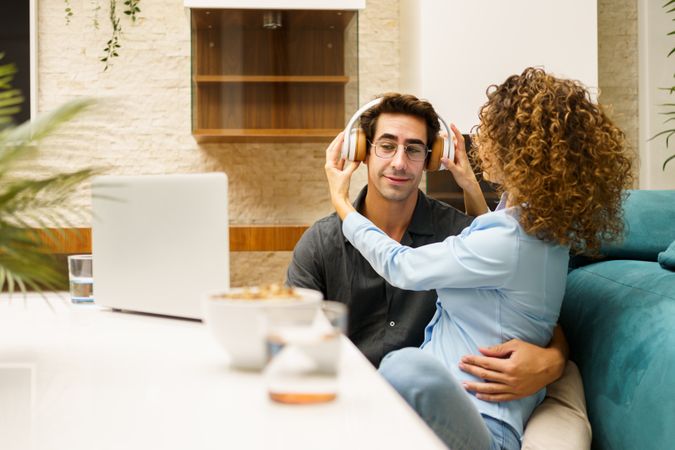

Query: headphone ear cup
[[354, 128, 367, 162], [426, 136, 445, 171]]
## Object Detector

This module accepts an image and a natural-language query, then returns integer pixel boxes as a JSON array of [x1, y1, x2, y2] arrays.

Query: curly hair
[[474, 67, 634, 255], [359, 93, 441, 150]]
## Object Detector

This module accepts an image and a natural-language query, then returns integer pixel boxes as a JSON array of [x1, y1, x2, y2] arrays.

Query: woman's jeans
[[378, 348, 521, 450]]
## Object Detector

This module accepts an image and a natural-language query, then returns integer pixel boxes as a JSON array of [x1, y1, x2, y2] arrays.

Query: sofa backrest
[[600, 189, 675, 261]]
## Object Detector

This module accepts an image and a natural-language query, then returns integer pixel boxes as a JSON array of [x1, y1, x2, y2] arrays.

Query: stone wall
[[33, 1, 639, 286], [598, 0, 639, 176], [35, 0, 400, 286]]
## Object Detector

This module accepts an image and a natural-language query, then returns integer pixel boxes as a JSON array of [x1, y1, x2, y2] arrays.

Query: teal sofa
[[560, 190, 675, 450]]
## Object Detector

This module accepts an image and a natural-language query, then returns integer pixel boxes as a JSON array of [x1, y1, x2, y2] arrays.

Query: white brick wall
[[33, 0, 639, 285], [35, 0, 400, 286]]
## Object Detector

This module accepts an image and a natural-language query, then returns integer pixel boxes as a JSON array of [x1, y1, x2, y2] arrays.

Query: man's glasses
[[369, 139, 430, 162]]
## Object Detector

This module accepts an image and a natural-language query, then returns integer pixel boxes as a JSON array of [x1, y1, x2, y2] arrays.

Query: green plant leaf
[[651, 129, 675, 147], [0, 60, 101, 293], [664, 153, 675, 170]]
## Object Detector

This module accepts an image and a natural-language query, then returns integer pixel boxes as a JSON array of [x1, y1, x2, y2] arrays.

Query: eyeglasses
[[369, 139, 430, 162]]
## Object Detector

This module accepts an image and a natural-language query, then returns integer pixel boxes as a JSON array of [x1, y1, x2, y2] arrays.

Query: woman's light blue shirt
[[341, 200, 569, 437]]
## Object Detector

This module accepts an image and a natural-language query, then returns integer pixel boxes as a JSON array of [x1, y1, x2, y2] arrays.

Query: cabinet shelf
[[194, 128, 341, 143], [190, 9, 358, 141], [194, 75, 350, 84]]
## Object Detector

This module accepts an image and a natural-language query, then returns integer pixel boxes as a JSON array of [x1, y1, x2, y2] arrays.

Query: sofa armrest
[[560, 260, 675, 450]]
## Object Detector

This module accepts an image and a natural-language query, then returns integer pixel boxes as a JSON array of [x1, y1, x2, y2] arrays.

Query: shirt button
[[389, 321, 396, 327]]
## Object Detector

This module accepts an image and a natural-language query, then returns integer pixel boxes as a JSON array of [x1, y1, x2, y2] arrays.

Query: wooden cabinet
[[190, 9, 359, 142], [426, 135, 500, 212]]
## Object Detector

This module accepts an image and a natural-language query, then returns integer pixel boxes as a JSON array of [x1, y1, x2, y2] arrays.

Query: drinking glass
[[67, 254, 93, 303], [264, 301, 347, 404]]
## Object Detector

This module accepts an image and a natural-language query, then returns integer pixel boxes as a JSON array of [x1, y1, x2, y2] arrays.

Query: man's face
[[366, 113, 427, 203]]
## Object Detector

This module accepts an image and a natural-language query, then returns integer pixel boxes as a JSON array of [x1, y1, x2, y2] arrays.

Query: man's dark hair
[[359, 93, 441, 151]]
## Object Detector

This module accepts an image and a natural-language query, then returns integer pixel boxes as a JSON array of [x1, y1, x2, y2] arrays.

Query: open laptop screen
[[91, 173, 229, 319]]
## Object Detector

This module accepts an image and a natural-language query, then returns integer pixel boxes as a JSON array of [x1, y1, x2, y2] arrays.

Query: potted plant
[[0, 53, 99, 293], [651, 0, 675, 170]]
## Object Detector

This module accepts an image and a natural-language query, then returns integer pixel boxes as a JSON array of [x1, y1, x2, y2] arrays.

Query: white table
[[0, 294, 447, 450]]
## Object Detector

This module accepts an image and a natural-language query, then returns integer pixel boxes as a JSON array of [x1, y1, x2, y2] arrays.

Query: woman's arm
[[342, 208, 518, 291], [442, 125, 489, 217], [324, 132, 359, 220], [325, 130, 516, 292]]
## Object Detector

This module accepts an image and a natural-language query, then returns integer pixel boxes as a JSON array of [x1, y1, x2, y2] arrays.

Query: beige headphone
[[340, 97, 454, 171]]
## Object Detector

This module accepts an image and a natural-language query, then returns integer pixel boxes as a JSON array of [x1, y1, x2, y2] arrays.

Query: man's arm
[[441, 125, 489, 217], [459, 325, 568, 402]]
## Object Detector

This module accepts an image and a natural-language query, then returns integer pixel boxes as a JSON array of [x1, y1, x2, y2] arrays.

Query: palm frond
[[0, 58, 100, 294], [0, 230, 66, 292], [0, 98, 94, 176], [664, 153, 675, 169], [0, 58, 22, 128], [0, 168, 100, 219], [652, 4, 675, 170]]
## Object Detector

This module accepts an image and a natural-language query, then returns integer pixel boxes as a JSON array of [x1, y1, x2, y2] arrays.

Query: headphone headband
[[341, 98, 383, 161], [341, 97, 454, 170]]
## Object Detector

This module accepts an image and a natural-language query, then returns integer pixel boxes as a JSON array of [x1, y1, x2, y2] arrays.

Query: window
[[0, 2, 34, 124]]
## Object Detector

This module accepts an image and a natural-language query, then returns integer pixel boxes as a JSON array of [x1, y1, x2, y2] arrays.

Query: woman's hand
[[441, 124, 480, 192], [442, 124, 488, 216], [324, 132, 360, 220]]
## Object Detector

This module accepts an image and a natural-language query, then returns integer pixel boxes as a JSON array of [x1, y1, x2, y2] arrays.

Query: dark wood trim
[[194, 75, 350, 83], [229, 225, 308, 252], [36, 226, 308, 253]]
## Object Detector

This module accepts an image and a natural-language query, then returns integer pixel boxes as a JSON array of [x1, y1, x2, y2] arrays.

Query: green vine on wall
[[100, 0, 122, 71], [93, 1, 102, 29], [124, 0, 141, 22], [64, 0, 74, 25], [63, 0, 142, 71]]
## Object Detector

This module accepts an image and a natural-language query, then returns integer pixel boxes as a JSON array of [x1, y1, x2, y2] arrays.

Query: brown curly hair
[[474, 67, 634, 255], [360, 93, 441, 151]]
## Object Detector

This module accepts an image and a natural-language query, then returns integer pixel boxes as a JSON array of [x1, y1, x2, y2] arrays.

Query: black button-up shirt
[[286, 187, 472, 366], [287, 186, 473, 367]]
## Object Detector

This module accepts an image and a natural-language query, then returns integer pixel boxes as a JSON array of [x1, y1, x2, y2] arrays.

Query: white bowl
[[203, 287, 323, 370]]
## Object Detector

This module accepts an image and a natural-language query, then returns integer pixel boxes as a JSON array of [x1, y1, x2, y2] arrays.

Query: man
[[287, 93, 568, 401]]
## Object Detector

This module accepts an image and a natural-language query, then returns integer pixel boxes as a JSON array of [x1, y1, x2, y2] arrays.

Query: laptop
[[91, 173, 229, 319]]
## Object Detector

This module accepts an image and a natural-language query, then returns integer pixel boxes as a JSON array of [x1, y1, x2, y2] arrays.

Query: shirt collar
[[495, 192, 509, 211], [343, 186, 434, 242]]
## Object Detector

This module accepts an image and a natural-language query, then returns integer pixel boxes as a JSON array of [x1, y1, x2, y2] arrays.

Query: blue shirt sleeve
[[342, 211, 520, 291]]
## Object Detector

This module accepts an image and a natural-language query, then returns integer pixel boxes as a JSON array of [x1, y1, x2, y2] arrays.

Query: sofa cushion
[[560, 260, 675, 450], [522, 362, 592, 450], [601, 190, 675, 261], [658, 240, 675, 271]]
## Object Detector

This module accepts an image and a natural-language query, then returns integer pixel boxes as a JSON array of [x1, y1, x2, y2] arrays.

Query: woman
[[324, 68, 633, 450]]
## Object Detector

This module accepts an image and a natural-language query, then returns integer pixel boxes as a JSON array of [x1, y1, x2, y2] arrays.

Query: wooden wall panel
[[35, 226, 308, 253]]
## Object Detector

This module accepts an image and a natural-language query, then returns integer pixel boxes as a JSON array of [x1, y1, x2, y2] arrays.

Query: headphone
[[340, 97, 454, 171]]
